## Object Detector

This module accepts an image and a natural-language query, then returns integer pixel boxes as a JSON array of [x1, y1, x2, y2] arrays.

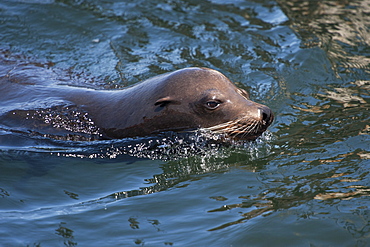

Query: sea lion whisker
[[229, 123, 251, 136], [206, 120, 236, 132], [206, 116, 268, 139], [241, 121, 256, 132], [238, 120, 259, 137]]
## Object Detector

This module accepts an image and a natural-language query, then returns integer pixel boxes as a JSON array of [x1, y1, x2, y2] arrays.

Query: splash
[[51, 129, 275, 160]]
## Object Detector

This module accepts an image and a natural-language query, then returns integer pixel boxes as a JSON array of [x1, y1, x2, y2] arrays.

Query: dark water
[[1, 0, 370, 246]]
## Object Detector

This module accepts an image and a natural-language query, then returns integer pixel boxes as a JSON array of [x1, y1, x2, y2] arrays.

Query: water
[[1, 0, 369, 246]]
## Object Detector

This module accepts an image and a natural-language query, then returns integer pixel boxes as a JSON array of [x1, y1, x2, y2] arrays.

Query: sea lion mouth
[[205, 115, 274, 141]]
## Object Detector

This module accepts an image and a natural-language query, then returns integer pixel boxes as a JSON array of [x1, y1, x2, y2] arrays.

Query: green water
[[0, 0, 369, 246]]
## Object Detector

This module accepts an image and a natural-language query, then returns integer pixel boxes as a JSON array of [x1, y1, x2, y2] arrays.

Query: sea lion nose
[[257, 106, 274, 126]]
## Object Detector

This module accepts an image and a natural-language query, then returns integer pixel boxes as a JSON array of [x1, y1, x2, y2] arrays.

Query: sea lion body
[[0, 58, 273, 140]]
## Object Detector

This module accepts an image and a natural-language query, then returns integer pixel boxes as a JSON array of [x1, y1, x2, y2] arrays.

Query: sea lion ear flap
[[237, 88, 250, 100], [154, 96, 173, 107]]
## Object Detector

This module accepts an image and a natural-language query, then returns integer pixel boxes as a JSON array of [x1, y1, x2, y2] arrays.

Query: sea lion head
[[151, 67, 274, 140]]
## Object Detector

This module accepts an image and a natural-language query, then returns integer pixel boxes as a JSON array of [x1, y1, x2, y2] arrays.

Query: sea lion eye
[[206, 101, 221, 110]]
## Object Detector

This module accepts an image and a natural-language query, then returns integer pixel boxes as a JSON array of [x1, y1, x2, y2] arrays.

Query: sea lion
[[69, 67, 273, 140], [0, 58, 273, 141]]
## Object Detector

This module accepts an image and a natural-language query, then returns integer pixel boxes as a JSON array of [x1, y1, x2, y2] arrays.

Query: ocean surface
[[0, 0, 369, 246]]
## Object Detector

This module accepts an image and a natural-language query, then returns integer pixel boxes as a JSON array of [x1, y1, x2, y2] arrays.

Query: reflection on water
[[278, 0, 370, 77], [0, 0, 370, 246]]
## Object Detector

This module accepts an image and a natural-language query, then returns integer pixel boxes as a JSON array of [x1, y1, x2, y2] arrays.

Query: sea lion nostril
[[258, 107, 273, 124], [262, 112, 268, 121]]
